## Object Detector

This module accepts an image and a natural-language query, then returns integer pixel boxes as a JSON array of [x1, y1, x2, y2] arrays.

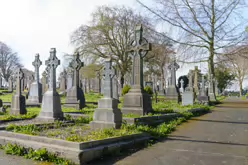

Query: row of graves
[[0, 25, 213, 164]]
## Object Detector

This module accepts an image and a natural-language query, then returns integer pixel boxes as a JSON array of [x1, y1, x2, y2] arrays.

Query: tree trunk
[[208, 44, 217, 101]]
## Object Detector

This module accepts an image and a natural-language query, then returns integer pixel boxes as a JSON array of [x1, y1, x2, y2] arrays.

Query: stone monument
[[66, 68, 73, 90], [65, 52, 85, 109], [198, 75, 210, 105], [11, 68, 27, 115], [194, 66, 200, 95], [38, 48, 63, 120], [165, 60, 180, 101], [90, 58, 122, 129], [208, 74, 215, 100], [8, 76, 13, 92], [60, 69, 67, 92], [41, 71, 48, 94], [122, 24, 153, 115], [27, 54, 42, 103]]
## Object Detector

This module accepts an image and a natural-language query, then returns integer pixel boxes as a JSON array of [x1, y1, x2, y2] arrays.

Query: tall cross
[[168, 60, 179, 86], [127, 24, 152, 89], [32, 54, 42, 82], [15, 68, 24, 96], [103, 58, 116, 98], [71, 52, 84, 87], [45, 48, 60, 91]]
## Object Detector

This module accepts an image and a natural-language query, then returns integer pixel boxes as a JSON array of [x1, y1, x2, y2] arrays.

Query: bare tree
[[138, 0, 247, 99], [0, 42, 23, 81], [71, 5, 154, 87], [221, 46, 248, 96]]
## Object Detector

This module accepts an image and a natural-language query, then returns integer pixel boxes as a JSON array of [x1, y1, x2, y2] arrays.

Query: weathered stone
[[8, 76, 13, 92], [66, 68, 73, 90], [182, 88, 194, 106], [122, 24, 153, 115], [90, 59, 122, 129], [180, 79, 184, 93], [11, 68, 27, 115], [38, 48, 63, 120], [165, 60, 180, 101], [60, 69, 67, 91], [65, 52, 85, 109], [198, 75, 209, 105], [41, 71, 48, 94], [194, 66, 200, 95], [208, 74, 215, 100], [27, 54, 42, 104]]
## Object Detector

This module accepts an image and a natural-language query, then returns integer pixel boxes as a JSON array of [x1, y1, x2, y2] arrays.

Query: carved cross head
[[32, 53, 42, 69], [103, 58, 116, 79], [168, 60, 180, 71], [16, 68, 24, 80], [71, 52, 83, 71], [45, 48, 60, 69]]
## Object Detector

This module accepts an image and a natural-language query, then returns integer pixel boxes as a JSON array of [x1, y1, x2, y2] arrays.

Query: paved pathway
[[89, 97, 248, 165]]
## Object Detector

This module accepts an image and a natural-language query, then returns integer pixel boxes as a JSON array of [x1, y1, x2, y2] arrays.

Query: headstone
[[208, 74, 215, 100], [27, 75, 34, 90], [180, 79, 184, 93], [38, 48, 63, 120], [182, 86, 194, 106], [198, 75, 210, 105], [60, 69, 67, 92], [66, 68, 73, 90], [41, 71, 48, 94], [90, 58, 122, 129], [165, 60, 180, 101], [194, 66, 200, 95], [65, 52, 85, 109], [122, 24, 153, 115], [27, 54, 42, 104], [8, 76, 13, 92], [11, 68, 27, 115]]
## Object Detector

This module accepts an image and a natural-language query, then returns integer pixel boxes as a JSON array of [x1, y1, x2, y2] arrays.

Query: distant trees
[[71, 5, 154, 87], [137, 0, 247, 99], [0, 42, 22, 81]]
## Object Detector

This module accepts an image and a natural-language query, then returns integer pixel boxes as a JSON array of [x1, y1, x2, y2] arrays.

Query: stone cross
[[180, 79, 184, 92], [103, 58, 116, 98], [168, 60, 179, 86], [42, 71, 47, 94], [32, 54, 42, 82], [188, 70, 193, 88], [15, 68, 24, 96], [8, 76, 13, 92], [127, 24, 151, 88], [45, 48, 60, 91], [71, 52, 84, 87]]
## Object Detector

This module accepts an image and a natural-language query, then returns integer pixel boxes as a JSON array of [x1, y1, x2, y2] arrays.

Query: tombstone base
[[182, 91, 194, 106], [90, 98, 122, 129], [121, 87, 153, 116], [158, 90, 165, 96], [11, 95, 27, 115], [209, 93, 215, 100], [198, 95, 210, 105], [27, 82, 42, 104], [64, 86, 85, 110], [165, 86, 180, 101], [38, 90, 64, 120]]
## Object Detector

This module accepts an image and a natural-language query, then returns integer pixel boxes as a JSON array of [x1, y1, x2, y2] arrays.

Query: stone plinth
[[27, 82, 42, 103], [182, 90, 194, 106], [11, 95, 26, 115], [65, 86, 85, 110], [165, 86, 180, 100], [38, 90, 63, 120], [122, 88, 153, 115], [90, 98, 122, 129]]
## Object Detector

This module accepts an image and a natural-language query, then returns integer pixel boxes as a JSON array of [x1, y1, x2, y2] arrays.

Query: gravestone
[[158, 77, 165, 95], [180, 79, 184, 93], [208, 74, 215, 100], [165, 60, 180, 101], [8, 76, 13, 92], [41, 71, 48, 94], [27, 75, 34, 90], [27, 54, 42, 103], [90, 58, 122, 129], [112, 72, 119, 101], [66, 68, 73, 90], [38, 48, 63, 120], [182, 79, 194, 106], [60, 69, 67, 92], [198, 75, 210, 105], [194, 66, 200, 95], [122, 24, 153, 115], [11, 68, 27, 115], [65, 52, 85, 109]]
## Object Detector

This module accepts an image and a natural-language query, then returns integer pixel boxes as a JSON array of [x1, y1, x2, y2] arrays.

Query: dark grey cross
[[15, 68, 24, 95], [45, 48, 60, 90], [127, 24, 151, 89], [32, 54, 42, 81], [103, 58, 116, 98], [168, 60, 179, 86], [71, 52, 84, 87]]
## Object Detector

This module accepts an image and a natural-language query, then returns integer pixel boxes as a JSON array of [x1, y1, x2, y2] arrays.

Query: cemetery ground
[[0, 91, 224, 165]]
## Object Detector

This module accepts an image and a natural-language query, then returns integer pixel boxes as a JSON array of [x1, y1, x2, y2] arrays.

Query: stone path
[[89, 97, 248, 165]]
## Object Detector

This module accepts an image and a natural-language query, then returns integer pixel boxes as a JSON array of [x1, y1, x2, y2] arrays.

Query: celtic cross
[[168, 60, 179, 86], [103, 58, 116, 98], [71, 52, 83, 87], [32, 54, 42, 82], [15, 68, 24, 95], [127, 24, 151, 89]]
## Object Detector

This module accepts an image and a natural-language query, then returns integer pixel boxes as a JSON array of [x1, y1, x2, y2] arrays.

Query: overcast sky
[[0, 0, 246, 89]]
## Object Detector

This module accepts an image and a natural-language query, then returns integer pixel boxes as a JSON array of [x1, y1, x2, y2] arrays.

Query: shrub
[[122, 85, 131, 96], [144, 86, 153, 95]]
